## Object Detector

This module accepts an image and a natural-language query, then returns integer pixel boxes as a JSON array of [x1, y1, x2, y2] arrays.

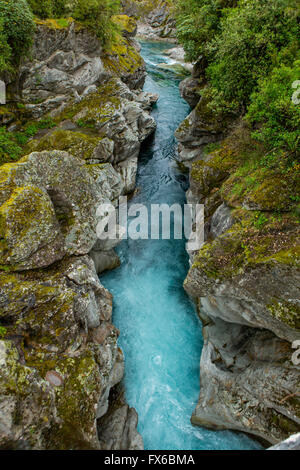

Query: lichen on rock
[[178, 89, 300, 443], [0, 150, 107, 270]]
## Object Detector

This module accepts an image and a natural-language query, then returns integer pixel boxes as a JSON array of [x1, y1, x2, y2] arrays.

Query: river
[[101, 41, 261, 451]]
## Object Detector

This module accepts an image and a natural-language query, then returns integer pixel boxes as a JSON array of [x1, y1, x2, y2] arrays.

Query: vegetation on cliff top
[[176, 0, 300, 155], [177, 0, 299, 295], [0, 0, 122, 71]]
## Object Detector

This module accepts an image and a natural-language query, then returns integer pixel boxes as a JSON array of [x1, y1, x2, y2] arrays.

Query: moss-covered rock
[[56, 78, 122, 130], [191, 212, 300, 282], [55, 77, 156, 164], [102, 34, 146, 89], [34, 17, 75, 30], [85, 163, 125, 203], [0, 185, 64, 271], [222, 165, 300, 211], [0, 150, 103, 270], [0, 340, 57, 449], [112, 15, 137, 37], [0, 256, 121, 449], [26, 129, 115, 163]]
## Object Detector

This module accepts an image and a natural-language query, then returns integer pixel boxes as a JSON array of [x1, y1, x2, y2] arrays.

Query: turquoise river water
[[101, 41, 261, 451]]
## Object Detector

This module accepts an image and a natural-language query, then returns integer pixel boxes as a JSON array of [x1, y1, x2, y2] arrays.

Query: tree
[[0, 0, 35, 72]]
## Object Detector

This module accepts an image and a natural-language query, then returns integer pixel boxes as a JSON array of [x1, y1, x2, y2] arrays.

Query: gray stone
[[191, 315, 300, 445], [179, 76, 201, 109], [90, 249, 121, 274], [98, 388, 144, 450], [210, 203, 234, 239]]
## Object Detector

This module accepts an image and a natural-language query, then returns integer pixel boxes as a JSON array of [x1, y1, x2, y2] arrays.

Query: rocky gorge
[[0, 0, 299, 452], [0, 15, 156, 450]]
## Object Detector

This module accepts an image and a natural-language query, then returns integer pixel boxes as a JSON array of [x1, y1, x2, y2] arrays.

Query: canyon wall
[[121, 0, 177, 41], [0, 17, 156, 450], [177, 78, 300, 445]]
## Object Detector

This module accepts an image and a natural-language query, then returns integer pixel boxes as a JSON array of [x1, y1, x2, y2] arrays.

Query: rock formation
[[122, 0, 177, 41], [176, 69, 300, 445], [0, 15, 156, 450]]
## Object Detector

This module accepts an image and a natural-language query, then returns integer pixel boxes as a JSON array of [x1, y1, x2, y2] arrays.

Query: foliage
[[72, 0, 121, 45], [247, 59, 300, 152], [0, 118, 57, 165], [176, 0, 300, 155], [0, 127, 23, 165], [0, 18, 11, 73], [176, 0, 237, 63], [0, 0, 35, 71], [206, 0, 299, 107], [0, 326, 7, 338]]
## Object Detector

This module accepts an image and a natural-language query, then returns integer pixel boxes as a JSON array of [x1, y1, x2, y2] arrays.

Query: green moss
[[0, 184, 59, 270], [34, 17, 75, 30], [111, 15, 137, 34], [271, 411, 300, 435], [191, 148, 236, 193], [267, 300, 300, 330], [194, 90, 233, 133], [56, 78, 121, 130], [102, 33, 144, 75], [0, 326, 7, 338], [192, 212, 300, 280], [222, 166, 300, 211], [0, 267, 77, 349], [23, 346, 102, 450]]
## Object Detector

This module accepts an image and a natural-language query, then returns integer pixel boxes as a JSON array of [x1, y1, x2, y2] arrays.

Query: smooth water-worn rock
[[179, 76, 201, 109], [19, 17, 146, 118], [175, 99, 222, 163], [209, 203, 234, 239], [21, 22, 108, 117], [25, 76, 156, 196], [190, 314, 300, 444], [52, 77, 156, 165], [136, 1, 177, 41], [90, 249, 121, 275], [98, 388, 144, 450]]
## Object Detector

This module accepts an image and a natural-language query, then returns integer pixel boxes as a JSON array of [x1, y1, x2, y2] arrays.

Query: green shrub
[[176, 0, 237, 62], [52, 0, 69, 17], [246, 59, 300, 152], [0, 18, 11, 73], [206, 0, 299, 107], [72, 0, 121, 45], [27, 0, 69, 18], [0, 127, 23, 165], [0, 0, 35, 71], [0, 326, 7, 338]]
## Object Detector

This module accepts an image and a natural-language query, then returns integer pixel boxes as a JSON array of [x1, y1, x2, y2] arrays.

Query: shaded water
[[101, 41, 261, 450]]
